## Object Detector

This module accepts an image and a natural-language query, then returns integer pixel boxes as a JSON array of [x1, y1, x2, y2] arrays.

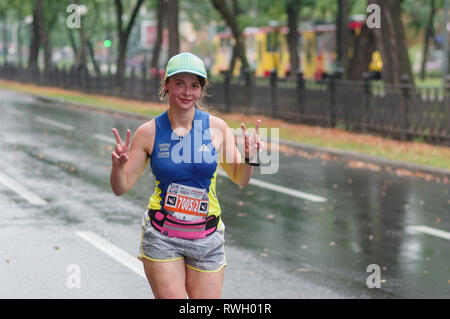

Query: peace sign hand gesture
[[111, 128, 131, 167], [241, 119, 264, 162]]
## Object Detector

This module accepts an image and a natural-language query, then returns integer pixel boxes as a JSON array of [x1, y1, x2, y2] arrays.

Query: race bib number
[[164, 183, 209, 218]]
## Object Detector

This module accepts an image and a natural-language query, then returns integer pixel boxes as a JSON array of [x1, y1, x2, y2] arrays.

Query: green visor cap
[[164, 52, 207, 80]]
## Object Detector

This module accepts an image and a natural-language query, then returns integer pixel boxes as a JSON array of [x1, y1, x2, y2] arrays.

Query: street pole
[[444, 0, 449, 87]]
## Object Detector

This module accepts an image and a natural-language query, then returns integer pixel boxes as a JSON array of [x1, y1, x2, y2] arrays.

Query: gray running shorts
[[138, 210, 226, 273]]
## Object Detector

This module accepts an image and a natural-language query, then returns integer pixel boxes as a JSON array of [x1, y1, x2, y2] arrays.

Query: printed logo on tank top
[[157, 143, 170, 159]]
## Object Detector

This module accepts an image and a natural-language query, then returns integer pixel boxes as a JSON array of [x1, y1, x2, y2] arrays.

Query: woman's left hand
[[241, 119, 264, 161]]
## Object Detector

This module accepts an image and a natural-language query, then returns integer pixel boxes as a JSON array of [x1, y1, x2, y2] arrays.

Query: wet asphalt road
[[0, 89, 449, 299]]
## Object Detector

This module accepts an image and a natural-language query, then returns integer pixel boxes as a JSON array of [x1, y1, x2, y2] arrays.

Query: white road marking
[[35, 116, 74, 131], [7, 108, 24, 116], [407, 225, 450, 241], [0, 170, 47, 205], [76, 231, 145, 278], [94, 134, 116, 144], [216, 170, 327, 203]]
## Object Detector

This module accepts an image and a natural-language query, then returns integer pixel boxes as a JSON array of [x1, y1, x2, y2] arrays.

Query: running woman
[[110, 52, 263, 299]]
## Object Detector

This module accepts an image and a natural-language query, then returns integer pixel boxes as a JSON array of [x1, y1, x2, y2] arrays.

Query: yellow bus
[[212, 21, 382, 79]]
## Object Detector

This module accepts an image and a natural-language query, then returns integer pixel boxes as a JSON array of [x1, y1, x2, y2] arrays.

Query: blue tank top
[[147, 109, 221, 217]]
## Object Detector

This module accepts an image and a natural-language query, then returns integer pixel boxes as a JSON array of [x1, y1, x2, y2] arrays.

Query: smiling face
[[164, 73, 203, 111]]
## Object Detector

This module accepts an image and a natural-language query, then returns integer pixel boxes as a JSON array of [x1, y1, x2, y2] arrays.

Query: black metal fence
[[1, 64, 449, 146]]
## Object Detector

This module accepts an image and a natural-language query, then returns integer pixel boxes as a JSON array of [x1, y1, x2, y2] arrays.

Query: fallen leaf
[[296, 268, 311, 272], [53, 246, 59, 250]]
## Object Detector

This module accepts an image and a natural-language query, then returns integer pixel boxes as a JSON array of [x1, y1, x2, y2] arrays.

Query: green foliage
[[1, 0, 446, 70], [402, 0, 446, 36]]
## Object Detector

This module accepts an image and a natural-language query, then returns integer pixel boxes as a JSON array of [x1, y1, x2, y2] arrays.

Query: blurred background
[[0, 0, 449, 145], [0, 1, 449, 299]]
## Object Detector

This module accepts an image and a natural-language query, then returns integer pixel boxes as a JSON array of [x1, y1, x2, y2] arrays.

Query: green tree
[[211, 0, 250, 74], [114, 0, 146, 85], [371, 0, 414, 85], [336, 0, 350, 75], [167, 0, 180, 57]]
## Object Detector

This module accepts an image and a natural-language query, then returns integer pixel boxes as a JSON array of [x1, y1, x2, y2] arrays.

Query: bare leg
[[142, 258, 187, 299], [185, 266, 225, 299]]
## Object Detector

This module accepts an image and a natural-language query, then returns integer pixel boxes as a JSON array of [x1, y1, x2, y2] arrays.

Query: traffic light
[[104, 39, 112, 48]]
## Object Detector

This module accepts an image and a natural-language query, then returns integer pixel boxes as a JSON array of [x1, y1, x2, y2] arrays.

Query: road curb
[[277, 139, 450, 179], [33, 93, 450, 179], [33, 94, 150, 122]]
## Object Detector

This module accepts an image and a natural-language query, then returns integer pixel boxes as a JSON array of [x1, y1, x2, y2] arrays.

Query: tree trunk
[[76, 17, 88, 71], [229, 45, 238, 74], [28, 9, 40, 70], [228, 0, 240, 74], [346, 24, 376, 80], [114, 0, 146, 86], [167, 0, 179, 58], [87, 40, 100, 75], [150, 0, 165, 71], [211, 0, 250, 73], [2, 17, 7, 64], [286, 0, 301, 78], [35, 0, 51, 71], [336, 0, 350, 76], [420, 0, 436, 80], [371, 0, 414, 85]]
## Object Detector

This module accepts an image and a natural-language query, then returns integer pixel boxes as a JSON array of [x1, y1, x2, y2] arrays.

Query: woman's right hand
[[111, 128, 131, 167]]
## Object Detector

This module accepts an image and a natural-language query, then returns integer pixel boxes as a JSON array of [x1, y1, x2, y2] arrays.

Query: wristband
[[245, 157, 260, 167]]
